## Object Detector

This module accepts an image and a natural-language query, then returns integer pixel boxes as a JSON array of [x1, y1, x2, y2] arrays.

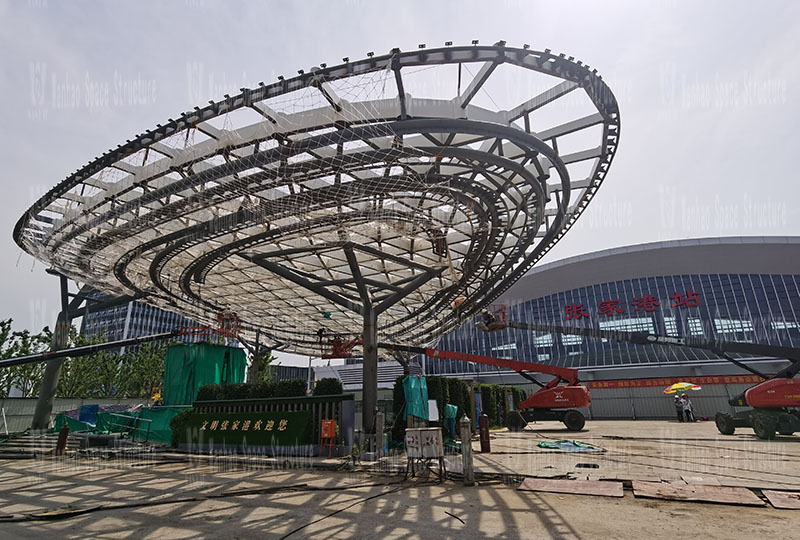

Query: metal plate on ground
[[518, 478, 624, 498], [632, 481, 765, 506], [762, 490, 800, 509]]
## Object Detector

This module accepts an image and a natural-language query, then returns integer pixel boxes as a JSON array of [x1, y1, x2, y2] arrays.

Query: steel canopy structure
[[15, 42, 620, 431]]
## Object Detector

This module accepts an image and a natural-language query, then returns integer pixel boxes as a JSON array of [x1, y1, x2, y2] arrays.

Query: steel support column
[[362, 307, 378, 435], [30, 275, 70, 431]]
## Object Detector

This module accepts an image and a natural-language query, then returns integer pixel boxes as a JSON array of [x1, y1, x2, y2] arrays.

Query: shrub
[[447, 377, 467, 422], [249, 381, 275, 399], [196, 384, 221, 402], [389, 376, 526, 435], [221, 383, 251, 400], [512, 387, 526, 408], [481, 385, 501, 426], [273, 379, 307, 397], [313, 378, 343, 396], [169, 409, 193, 448]]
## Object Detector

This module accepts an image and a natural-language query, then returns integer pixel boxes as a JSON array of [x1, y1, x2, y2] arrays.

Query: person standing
[[444, 403, 458, 440], [674, 395, 685, 422], [682, 393, 696, 422]]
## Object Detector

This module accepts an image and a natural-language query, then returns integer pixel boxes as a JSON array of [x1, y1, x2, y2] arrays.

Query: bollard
[[478, 412, 490, 453], [55, 424, 69, 456], [459, 416, 474, 486]]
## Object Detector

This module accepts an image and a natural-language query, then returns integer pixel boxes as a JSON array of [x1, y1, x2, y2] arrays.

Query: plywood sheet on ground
[[632, 481, 764, 506], [681, 476, 721, 486], [762, 490, 800, 509], [518, 478, 623, 498]]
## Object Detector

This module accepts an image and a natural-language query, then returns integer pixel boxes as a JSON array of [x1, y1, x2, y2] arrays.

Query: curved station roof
[[15, 42, 621, 355], [499, 236, 800, 304]]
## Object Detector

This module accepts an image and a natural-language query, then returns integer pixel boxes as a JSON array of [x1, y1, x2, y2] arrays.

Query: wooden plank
[[681, 475, 721, 486], [518, 478, 624, 498], [762, 490, 800, 510], [632, 481, 765, 506]]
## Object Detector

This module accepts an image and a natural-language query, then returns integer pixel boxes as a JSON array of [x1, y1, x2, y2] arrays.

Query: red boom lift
[[379, 342, 591, 431], [477, 307, 800, 440]]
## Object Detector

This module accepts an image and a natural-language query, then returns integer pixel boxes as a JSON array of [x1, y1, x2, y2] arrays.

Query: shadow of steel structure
[[15, 41, 621, 433]]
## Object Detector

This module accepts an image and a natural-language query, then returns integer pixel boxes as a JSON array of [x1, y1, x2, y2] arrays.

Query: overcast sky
[[1, 0, 798, 366]]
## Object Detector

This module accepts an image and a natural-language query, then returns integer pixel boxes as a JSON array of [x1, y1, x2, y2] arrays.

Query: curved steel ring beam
[[14, 42, 620, 354]]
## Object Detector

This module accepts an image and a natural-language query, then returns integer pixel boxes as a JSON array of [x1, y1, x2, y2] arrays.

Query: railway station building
[[321, 237, 800, 420]]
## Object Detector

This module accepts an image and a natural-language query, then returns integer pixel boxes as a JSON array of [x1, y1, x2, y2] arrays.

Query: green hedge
[[169, 408, 194, 448], [273, 379, 307, 397], [195, 379, 307, 402], [390, 375, 527, 443], [196, 384, 222, 401], [313, 378, 343, 396]]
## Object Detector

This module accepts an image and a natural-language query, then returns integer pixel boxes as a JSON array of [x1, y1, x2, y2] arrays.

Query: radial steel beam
[[243, 254, 364, 315]]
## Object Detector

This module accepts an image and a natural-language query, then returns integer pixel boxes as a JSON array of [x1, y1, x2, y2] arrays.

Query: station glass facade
[[433, 273, 800, 373]]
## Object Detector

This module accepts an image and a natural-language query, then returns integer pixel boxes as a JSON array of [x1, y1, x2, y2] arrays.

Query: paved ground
[[467, 419, 800, 490], [0, 419, 798, 539]]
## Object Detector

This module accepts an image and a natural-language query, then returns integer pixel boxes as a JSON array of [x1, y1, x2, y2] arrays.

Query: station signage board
[[181, 410, 312, 446]]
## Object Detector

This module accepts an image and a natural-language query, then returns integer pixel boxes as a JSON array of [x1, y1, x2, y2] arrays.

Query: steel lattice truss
[[15, 42, 621, 355]]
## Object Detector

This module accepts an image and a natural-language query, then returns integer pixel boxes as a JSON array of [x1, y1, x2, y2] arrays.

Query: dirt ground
[[1, 419, 798, 539], [0, 461, 795, 540], [468, 419, 800, 489]]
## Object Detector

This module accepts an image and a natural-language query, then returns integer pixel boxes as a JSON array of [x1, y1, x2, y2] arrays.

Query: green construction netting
[[403, 376, 429, 421], [53, 413, 93, 432], [163, 343, 246, 406], [52, 406, 189, 445], [128, 407, 189, 444]]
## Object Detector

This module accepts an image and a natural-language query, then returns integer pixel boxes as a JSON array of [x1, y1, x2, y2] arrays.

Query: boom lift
[[478, 307, 800, 440], [4, 309, 796, 438], [379, 342, 591, 431]]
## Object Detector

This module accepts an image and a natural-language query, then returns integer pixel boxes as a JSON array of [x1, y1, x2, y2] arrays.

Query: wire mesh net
[[16, 44, 621, 355]]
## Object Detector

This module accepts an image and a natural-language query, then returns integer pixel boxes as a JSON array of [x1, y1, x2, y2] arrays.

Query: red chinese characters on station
[[670, 289, 701, 308], [564, 291, 701, 319], [632, 295, 660, 312], [564, 303, 591, 320], [598, 300, 625, 316]]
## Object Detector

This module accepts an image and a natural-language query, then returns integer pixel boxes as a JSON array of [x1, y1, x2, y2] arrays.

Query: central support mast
[[246, 241, 445, 433]]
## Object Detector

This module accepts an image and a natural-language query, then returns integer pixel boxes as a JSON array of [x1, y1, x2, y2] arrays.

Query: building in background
[[80, 291, 203, 346], [433, 236, 800, 382], [314, 237, 800, 421]]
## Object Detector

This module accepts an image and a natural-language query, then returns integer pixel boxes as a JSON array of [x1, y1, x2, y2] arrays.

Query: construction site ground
[[0, 419, 798, 539]]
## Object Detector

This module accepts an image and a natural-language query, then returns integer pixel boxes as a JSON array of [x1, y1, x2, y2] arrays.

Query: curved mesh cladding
[[15, 42, 621, 355]]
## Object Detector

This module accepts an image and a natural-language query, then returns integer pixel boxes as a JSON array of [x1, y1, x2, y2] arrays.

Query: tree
[[56, 329, 110, 398], [119, 341, 169, 398], [0, 318, 171, 399], [254, 350, 277, 384], [0, 319, 51, 398], [0, 319, 16, 398]]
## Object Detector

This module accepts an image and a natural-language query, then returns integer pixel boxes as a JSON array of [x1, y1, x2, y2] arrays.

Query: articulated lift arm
[[377, 341, 592, 431], [378, 342, 580, 387], [493, 320, 800, 380]]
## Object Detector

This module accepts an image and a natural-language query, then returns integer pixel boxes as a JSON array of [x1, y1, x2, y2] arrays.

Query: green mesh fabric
[[402, 376, 429, 421], [128, 406, 189, 444], [163, 343, 246, 405], [52, 413, 92, 432]]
